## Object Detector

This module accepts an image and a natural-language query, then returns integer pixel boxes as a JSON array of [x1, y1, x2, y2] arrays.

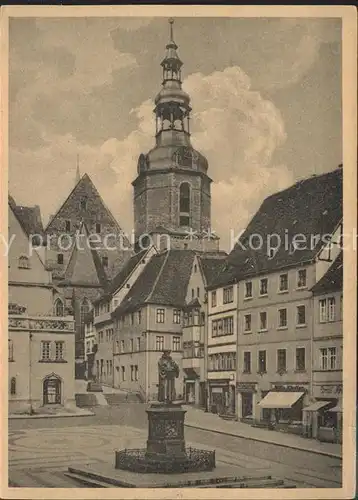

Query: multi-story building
[[10, 173, 132, 363], [92, 246, 157, 386], [182, 252, 227, 406], [309, 251, 343, 442], [8, 196, 76, 413], [230, 167, 343, 425], [111, 249, 196, 401], [206, 266, 238, 416]]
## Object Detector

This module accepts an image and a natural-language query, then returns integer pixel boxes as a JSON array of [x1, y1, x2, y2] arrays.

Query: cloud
[[10, 65, 294, 251], [252, 18, 341, 90]]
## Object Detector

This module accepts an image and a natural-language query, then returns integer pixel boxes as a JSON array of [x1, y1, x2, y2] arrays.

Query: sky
[[8, 16, 342, 251]]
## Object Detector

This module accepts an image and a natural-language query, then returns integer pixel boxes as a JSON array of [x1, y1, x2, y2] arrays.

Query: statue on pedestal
[[158, 350, 179, 403]]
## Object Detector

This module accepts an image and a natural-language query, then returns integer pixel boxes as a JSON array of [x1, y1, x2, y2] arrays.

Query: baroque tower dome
[[132, 19, 219, 253]]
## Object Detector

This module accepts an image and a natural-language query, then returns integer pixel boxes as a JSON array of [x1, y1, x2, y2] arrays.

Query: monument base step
[[67, 463, 296, 488]]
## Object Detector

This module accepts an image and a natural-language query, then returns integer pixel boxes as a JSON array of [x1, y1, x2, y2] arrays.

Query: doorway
[[43, 376, 62, 405]]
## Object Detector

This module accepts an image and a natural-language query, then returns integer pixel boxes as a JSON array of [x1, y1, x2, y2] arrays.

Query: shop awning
[[303, 401, 331, 412], [258, 391, 304, 409], [329, 402, 342, 413]]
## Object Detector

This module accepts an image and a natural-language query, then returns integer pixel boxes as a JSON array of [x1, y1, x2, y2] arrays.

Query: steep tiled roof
[[184, 297, 201, 308], [216, 167, 343, 285], [61, 222, 108, 287], [112, 250, 195, 316], [12, 203, 45, 245], [311, 252, 343, 295], [108, 249, 147, 295]]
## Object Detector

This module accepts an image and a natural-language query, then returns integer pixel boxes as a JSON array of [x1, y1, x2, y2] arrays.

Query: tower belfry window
[[179, 182, 190, 226]]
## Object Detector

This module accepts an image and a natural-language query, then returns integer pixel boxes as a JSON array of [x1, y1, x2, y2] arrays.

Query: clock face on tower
[[172, 146, 199, 169]]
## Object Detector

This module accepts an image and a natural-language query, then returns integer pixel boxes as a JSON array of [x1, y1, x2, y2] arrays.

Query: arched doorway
[[43, 375, 62, 405]]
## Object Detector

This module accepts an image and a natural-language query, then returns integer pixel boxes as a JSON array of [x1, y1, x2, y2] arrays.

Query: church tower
[[133, 19, 219, 252]]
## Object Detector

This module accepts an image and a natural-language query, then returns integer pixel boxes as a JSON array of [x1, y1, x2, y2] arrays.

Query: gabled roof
[[311, 252, 343, 295], [61, 221, 108, 287], [217, 167, 343, 285], [10, 195, 45, 245], [184, 297, 201, 309], [198, 255, 228, 287], [108, 248, 148, 295], [112, 249, 195, 317], [93, 248, 150, 304], [45, 173, 127, 240]]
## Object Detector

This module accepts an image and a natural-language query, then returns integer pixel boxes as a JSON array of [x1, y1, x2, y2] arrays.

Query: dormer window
[[57, 253, 64, 265], [18, 255, 30, 269]]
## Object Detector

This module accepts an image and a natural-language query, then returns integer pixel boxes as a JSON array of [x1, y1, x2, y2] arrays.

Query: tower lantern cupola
[[161, 18, 183, 82], [154, 19, 192, 141]]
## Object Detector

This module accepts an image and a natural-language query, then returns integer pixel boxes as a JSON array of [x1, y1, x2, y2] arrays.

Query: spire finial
[[169, 18, 174, 41], [75, 153, 80, 185]]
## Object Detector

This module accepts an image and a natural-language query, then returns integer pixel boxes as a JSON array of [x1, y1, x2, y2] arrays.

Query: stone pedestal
[[146, 402, 186, 459]]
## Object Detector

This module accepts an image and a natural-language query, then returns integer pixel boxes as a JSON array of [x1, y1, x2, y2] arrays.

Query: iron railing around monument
[[115, 446, 215, 474]]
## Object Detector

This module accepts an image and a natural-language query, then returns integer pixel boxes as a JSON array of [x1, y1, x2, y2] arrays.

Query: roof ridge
[[109, 246, 154, 295], [145, 250, 170, 304]]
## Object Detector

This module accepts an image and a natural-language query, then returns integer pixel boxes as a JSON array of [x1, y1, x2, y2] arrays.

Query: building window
[[211, 291, 217, 307], [10, 377, 16, 395], [258, 350, 267, 373], [80, 298, 91, 338], [173, 336, 181, 351], [119, 340, 124, 352], [297, 269, 307, 288], [245, 281, 252, 298], [320, 347, 337, 370], [136, 337, 140, 351], [194, 264, 197, 273], [296, 348, 306, 371], [223, 286, 234, 304], [156, 308, 165, 323], [8, 339, 14, 361], [243, 352, 251, 373], [197, 287, 200, 298], [138, 309, 142, 324], [191, 288, 194, 299], [130, 339, 134, 352], [279, 273, 288, 292], [179, 182, 190, 226], [244, 314, 252, 333], [54, 298, 64, 317], [278, 308, 287, 328], [121, 366, 126, 381], [134, 365, 138, 381], [55, 341, 65, 361], [80, 198, 88, 210], [41, 341, 51, 361], [173, 309, 181, 324], [131, 312, 135, 325], [222, 316, 234, 335], [65, 220, 71, 232], [297, 305, 306, 326], [86, 341, 91, 354], [57, 253, 64, 265], [96, 223, 101, 234], [277, 349, 287, 372], [130, 365, 134, 381], [109, 360, 113, 376], [259, 311, 267, 331], [259, 278, 268, 296], [18, 255, 30, 269], [102, 256, 108, 268], [212, 321, 218, 337], [320, 297, 336, 322], [155, 336, 164, 351]]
